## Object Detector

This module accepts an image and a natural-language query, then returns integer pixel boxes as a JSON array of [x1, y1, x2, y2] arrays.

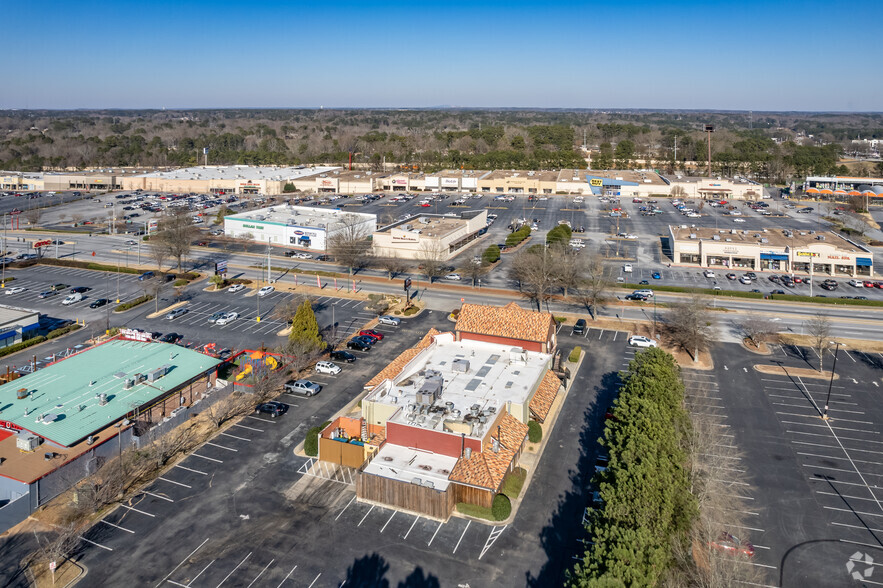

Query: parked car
[[377, 316, 400, 326], [628, 335, 658, 348], [315, 361, 342, 375], [848, 279, 864, 287], [359, 329, 384, 341], [215, 312, 239, 326], [139, 271, 155, 281], [330, 350, 357, 363], [346, 338, 372, 351], [228, 283, 245, 293], [159, 332, 183, 344], [352, 335, 377, 347], [62, 293, 83, 305], [5, 286, 24, 295], [651, 272, 661, 279], [445, 273, 461, 281], [284, 379, 322, 397], [594, 454, 610, 473], [726, 273, 737, 280], [257, 286, 275, 296], [166, 308, 189, 320], [573, 318, 587, 335], [89, 298, 109, 308], [703, 270, 715, 278], [39, 290, 56, 299], [208, 311, 226, 324], [70, 286, 90, 293], [50, 283, 69, 291], [709, 532, 755, 557], [255, 401, 288, 418], [821, 279, 838, 291]]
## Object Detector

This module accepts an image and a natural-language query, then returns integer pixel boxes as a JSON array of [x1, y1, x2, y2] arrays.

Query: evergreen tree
[[288, 299, 325, 353]]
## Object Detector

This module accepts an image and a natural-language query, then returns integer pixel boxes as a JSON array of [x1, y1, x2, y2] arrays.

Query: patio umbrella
[[820, 189, 834, 195], [847, 190, 861, 196], [805, 187, 820, 194], [833, 189, 847, 195]]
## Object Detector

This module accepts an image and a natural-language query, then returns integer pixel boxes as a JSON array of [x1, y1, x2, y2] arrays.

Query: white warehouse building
[[223, 205, 376, 251]]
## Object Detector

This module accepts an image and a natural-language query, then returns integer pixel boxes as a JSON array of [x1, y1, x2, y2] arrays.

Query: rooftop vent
[[451, 359, 470, 373]]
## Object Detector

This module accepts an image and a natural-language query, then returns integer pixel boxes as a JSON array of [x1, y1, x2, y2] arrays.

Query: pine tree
[[288, 299, 325, 353]]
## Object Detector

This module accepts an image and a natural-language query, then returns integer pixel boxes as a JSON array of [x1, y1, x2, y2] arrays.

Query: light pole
[[822, 341, 841, 420], [116, 254, 121, 303], [331, 301, 337, 343]]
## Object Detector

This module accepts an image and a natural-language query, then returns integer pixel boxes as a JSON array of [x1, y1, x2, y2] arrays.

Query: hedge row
[[303, 420, 332, 456], [505, 226, 531, 247], [0, 336, 47, 359], [570, 347, 696, 585], [12, 258, 144, 274], [47, 323, 82, 339], [114, 294, 153, 312]]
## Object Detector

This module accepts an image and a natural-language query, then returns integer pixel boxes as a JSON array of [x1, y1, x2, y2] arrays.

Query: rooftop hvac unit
[[464, 447, 472, 459], [16, 433, 41, 452], [419, 217, 430, 224], [689, 233, 696, 239], [123, 378, 135, 390], [99, 394, 108, 406], [712, 235, 720, 240], [817, 235, 826, 240], [16, 388, 28, 399], [451, 359, 470, 373], [760, 238, 768, 243]]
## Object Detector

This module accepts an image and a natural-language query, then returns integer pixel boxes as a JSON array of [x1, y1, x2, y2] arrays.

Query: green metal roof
[[0, 339, 221, 447]]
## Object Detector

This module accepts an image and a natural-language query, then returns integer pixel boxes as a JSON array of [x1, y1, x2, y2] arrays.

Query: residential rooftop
[[365, 333, 551, 440], [225, 204, 376, 228], [669, 225, 869, 252], [135, 165, 339, 181], [0, 339, 220, 448]]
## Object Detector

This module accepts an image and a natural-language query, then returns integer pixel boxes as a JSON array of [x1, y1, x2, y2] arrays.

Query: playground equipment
[[235, 351, 280, 381]]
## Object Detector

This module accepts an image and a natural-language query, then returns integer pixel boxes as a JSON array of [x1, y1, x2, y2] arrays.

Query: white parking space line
[[100, 519, 135, 533], [428, 521, 443, 546], [120, 504, 156, 517], [233, 423, 264, 433], [190, 453, 223, 463], [831, 521, 883, 534], [452, 520, 471, 554], [358, 504, 375, 527], [336, 496, 356, 521], [798, 452, 883, 466], [220, 432, 251, 442], [776, 411, 873, 425], [175, 464, 208, 475], [403, 514, 420, 539], [817, 490, 883, 503], [772, 400, 863, 413], [788, 429, 883, 445], [246, 559, 275, 588], [307, 573, 322, 588], [80, 536, 113, 551], [189, 560, 216, 586], [216, 552, 252, 588], [794, 440, 883, 456], [824, 505, 883, 518], [206, 442, 238, 452], [380, 510, 396, 533], [275, 565, 297, 588], [158, 477, 191, 488], [246, 415, 276, 424], [155, 538, 210, 587], [142, 490, 174, 502], [781, 420, 877, 435]]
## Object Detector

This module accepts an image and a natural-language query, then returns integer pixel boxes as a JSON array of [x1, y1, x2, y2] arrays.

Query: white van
[[623, 264, 633, 273], [62, 293, 82, 305]]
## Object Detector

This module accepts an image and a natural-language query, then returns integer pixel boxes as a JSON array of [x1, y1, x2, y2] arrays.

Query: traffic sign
[[403, 277, 411, 291], [49, 561, 56, 571]]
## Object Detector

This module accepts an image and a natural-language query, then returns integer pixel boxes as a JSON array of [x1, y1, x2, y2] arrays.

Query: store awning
[[856, 257, 873, 266], [761, 253, 789, 261]]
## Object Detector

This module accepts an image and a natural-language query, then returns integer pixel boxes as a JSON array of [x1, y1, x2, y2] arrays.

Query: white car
[[739, 276, 751, 284], [623, 264, 633, 273], [314, 361, 342, 375], [703, 270, 715, 278], [215, 312, 239, 326], [377, 315, 401, 326], [624, 234, 638, 239], [733, 218, 746, 223], [445, 273, 461, 281], [62, 293, 82, 305], [632, 289, 654, 298], [5, 287, 24, 295], [258, 286, 275, 296], [628, 335, 658, 348], [848, 279, 864, 287], [228, 284, 245, 293], [295, 252, 312, 259]]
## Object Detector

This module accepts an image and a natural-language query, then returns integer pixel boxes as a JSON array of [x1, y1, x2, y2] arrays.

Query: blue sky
[[4, 0, 881, 111]]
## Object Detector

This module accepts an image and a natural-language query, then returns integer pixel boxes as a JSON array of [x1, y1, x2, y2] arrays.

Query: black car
[[330, 350, 357, 363], [255, 401, 287, 418], [352, 335, 376, 347], [160, 332, 183, 344], [573, 318, 587, 335], [770, 290, 785, 295], [89, 298, 109, 308], [638, 280, 650, 285], [150, 331, 163, 340], [347, 339, 371, 351], [625, 294, 649, 301], [70, 286, 90, 293]]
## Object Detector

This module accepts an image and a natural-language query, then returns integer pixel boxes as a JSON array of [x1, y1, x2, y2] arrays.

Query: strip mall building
[[669, 225, 874, 277]]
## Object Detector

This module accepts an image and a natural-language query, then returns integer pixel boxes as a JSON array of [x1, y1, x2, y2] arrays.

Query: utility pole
[[705, 124, 715, 178]]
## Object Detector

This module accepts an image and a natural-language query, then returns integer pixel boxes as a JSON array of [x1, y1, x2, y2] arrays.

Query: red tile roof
[[455, 302, 554, 344], [529, 370, 562, 424], [365, 328, 443, 388], [448, 412, 528, 491]]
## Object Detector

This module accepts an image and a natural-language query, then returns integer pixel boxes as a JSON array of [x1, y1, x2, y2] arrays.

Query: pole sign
[[215, 260, 228, 275], [33, 240, 52, 249], [403, 277, 411, 292]]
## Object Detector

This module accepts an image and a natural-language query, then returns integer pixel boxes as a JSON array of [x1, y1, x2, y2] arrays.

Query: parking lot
[[699, 341, 883, 587]]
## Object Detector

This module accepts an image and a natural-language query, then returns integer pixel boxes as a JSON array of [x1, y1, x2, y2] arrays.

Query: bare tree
[[843, 211, 870, 237], [667, 292, 714, 362], [205, 391, 252, 428], [71, 213, 83, 226], [31, 521, 84, 569], [509, 246, 556, 311], [552, 243, 582, 297], [458, 258, 490, 288], [248, 361, 287, 403], [375, 254, 409, 280], [806, 312, 831, 372], [153, 208, 196, 270], [417, 240, 447, 284], [24, 208, 42, 227], [142, 423, 198, 469], [327, 213, 372, 276], [577, 250, 611, 319], [670, 185, 687, 198], [148, 239, 170, 273], [740, 311, 771, 348]]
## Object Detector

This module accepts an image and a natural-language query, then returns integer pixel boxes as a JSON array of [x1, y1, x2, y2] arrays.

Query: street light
[[822, 341, 841, 421]]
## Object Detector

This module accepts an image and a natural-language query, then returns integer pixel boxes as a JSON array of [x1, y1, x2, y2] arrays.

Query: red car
[[359, 329, 384, 341], [420, 203, 431, 207], [875, 282, 883, 289], [710, 532, 755, 557], [863, 280, 874, 288]]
